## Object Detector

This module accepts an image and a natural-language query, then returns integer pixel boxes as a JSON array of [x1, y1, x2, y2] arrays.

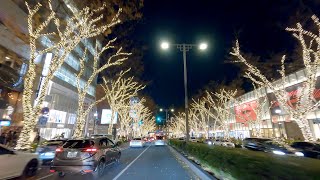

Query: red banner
[[234, 100, 257, 123]]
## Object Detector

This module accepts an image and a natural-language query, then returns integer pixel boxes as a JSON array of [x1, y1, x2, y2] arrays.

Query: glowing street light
[[199, 43, 208, 50], [159, 41, 208, 142], [160, 108, 163, 112], [161, 42, 169, 49], [171, 108, 174, 112]]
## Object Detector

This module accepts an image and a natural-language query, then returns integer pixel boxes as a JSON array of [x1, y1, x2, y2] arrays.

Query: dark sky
[[131, 0, 320, 108]]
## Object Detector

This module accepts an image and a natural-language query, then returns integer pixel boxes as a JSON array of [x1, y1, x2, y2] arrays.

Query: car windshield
[[255, 138, 271, 142], [62, 140, 94, 149], [41, 140, 65, 146], [156, 136, 164, 140]]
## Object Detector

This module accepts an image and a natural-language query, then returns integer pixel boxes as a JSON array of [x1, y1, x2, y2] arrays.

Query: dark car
[[290, 142, 320, 159], [36, 140, 66, 164], [262, 141, 304, 157], [243, 138, 271, 150], [50, 137, 121, 178]]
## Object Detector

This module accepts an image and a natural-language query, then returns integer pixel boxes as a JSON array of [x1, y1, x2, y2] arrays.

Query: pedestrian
[[12, 132, 18, 147], [60, 132, 65, 139], [0, 133, 6, 145], [6, 131, 13, 147]]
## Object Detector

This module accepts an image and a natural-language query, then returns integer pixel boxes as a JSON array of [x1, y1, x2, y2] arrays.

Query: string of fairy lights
[[229, 15, 320, 142], [16, 0, 125, 149]]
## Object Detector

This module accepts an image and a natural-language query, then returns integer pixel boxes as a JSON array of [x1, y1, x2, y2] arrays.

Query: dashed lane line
[[36, 173, 53, 180], [112, 145, 150, 180]]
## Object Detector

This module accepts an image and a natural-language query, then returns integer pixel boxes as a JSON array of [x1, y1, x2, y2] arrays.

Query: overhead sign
[[101, 109, 118, 124]]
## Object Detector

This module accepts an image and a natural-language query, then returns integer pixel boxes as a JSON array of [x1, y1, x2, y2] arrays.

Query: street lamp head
[[171, 109, 174, 112], [160, 108, 163, 112], [161, 42, 169, 50], [199, 43, 208, 50]]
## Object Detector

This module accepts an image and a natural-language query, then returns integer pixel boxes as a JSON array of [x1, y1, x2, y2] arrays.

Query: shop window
[[296, 70, 306, 81]]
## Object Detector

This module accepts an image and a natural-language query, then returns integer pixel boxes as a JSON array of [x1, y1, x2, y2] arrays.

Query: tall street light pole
[[161, 42, 207, 142], [160, 108, 174, 136]]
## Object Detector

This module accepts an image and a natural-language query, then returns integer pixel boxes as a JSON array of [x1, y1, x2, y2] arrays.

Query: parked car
[[154, 136, 166, 146], [36, 140, 66, 164], [130, 138, 146, 147], [205, 139, 213, 145], [50, 137, 121, 178], [0, 144, 40, 179], [243, 138, 272, 150], [190, 137, 198, 142], [212, 139, 235, 148], [290, 141, 320, 159]]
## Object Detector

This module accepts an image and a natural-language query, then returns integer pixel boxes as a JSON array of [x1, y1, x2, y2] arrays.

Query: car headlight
[[223, 143, 227, 146], [272, 150, 286, 155], [208, 141, 212, 145], [295, 152, 304, 157]]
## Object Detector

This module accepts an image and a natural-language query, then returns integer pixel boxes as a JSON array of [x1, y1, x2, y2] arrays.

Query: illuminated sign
[[0, 121, 10, 126], [101, 109, 118, 124]]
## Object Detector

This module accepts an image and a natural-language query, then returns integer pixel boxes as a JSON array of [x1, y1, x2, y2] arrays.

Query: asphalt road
[[30, 143, 199, 180]]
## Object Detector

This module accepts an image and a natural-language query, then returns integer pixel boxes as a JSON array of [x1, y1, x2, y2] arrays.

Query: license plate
[[67, 152, 77, 158]]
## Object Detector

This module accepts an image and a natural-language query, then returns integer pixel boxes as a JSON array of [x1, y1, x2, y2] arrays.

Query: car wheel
[[115, 153, 121, 164], [23, 159, 38, 177], [58, 172, 66, 177], [93, 160, 105, 178]]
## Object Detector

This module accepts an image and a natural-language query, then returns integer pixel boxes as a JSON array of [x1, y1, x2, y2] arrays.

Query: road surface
[[31, 143, 200, 180]]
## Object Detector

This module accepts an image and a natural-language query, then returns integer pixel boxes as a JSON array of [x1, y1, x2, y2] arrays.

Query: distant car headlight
[[272, 150, 286, 155], [208, 141, 212, 145], [295, 152, 304, 157]]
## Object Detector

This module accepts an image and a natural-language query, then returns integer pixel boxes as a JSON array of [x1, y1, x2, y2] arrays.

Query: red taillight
[[85, 148, 97, 152], [55, 148, 63, 152], [50, 169, 56, 173]]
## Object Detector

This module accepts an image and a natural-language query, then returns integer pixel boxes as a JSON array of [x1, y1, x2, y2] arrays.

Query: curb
[[168, 145, 215, 180]]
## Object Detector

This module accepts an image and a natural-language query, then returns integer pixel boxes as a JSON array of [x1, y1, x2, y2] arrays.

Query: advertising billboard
[[234, 100, 257, 123], [101, 109, 118, 124]]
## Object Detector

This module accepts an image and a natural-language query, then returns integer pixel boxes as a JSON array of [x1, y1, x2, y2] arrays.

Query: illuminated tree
[[140, 117, 156, 136], [230, 15, 320, 141], [206, 89, 237, 138], [16, 1, 122, 149], [191, 98, 211, 138], [117, 101, 132, 137], [131, 99, 152, 137], [73, 41, 130, 138], [170, 112, 186, 137], [101, 69, 145, 135]]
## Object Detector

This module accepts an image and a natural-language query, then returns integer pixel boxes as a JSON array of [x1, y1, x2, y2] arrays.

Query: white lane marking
[[113, 145, 150, 180], [36, 173, 53, 180]]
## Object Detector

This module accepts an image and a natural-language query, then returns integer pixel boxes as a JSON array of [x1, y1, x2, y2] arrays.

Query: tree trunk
[[294, 114, 315, 141], [15, 111, 37, 150], [73, 114, 86, 138]]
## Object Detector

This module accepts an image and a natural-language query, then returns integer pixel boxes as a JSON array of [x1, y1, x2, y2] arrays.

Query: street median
[[169, 139, 320, 180]]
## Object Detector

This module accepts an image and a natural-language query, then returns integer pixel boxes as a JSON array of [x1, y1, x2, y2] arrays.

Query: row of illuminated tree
[[169, 15, 320, 142], [15, 1, 155, 150]]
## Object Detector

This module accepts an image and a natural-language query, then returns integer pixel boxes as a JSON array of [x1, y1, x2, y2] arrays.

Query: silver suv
[[50, 137, 121, 178]]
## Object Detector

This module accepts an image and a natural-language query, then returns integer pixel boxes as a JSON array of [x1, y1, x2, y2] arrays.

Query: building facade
[[0, 0, 99, 139], [223, 68, 320, 140]]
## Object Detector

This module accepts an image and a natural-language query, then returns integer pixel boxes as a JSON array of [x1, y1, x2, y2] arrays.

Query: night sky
[[131, 0, 320, 108]]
